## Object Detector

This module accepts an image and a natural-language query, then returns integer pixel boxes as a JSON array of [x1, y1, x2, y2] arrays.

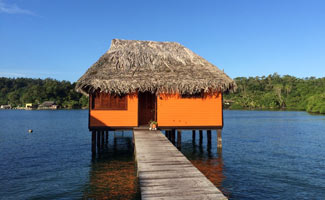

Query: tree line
[[1, 74, 325, 113], [0, 77, 88, 109], [224, 73, 325, 114]]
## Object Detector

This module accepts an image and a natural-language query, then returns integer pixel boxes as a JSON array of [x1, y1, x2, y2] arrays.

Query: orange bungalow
[[76, 39, 236, 152]]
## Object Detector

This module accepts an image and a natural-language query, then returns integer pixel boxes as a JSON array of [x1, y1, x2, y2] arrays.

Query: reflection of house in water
[[38, 101, 58, 110], [83, 132, 141, 200]]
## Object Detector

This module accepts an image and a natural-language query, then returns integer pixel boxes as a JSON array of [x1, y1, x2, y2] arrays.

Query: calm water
[[0, 110, 324, 199]]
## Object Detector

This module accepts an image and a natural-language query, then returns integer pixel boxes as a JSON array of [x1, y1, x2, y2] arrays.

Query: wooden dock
[[133, 129, 227, 200]]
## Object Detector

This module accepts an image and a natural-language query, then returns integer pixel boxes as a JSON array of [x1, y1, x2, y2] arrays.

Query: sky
[[0, 0, 324, 82]]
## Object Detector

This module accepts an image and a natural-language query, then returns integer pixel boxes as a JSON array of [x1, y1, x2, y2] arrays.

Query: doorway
[[138, 92, 156, 126]]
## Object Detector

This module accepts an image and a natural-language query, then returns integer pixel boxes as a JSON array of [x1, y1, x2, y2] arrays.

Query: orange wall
[[157, 93, 223, 127], [90, 93, 138, 127]]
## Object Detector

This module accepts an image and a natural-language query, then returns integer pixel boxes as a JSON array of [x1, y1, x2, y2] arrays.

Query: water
[[0, 110, 324, 199]]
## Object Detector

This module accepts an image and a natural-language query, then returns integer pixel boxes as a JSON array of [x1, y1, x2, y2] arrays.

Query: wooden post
[[165, 130, 169, 139], [171, 129, 176, 144], [217, 129, 222, 149], [105, 131, 109, 144], [177, 130, 182, 149], [97, 131, 101, 152], [92, 131, 96, 156], [101, 131, 104, 149], [199, 130, 203, 145], [192, 130, 196, 143], [207, 130, 211, 149]]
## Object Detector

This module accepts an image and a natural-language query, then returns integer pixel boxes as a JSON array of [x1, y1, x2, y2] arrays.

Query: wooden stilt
[[217, 129, 222, 149], [92, 131, 96, 156], [171, 129, 176, 144], [165, 130, 169, 139], [207, 130, 212, 149], [105, 131, 109, 144], [96, 131, 101, 152], [177, 130, 182, 149], [192, 130, 196, 143], [199, 130, 203, 145], [101, 131, 104, 149]]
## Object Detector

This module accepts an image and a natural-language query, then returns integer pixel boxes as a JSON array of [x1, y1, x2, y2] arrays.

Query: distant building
[[0, 105, 12, 109], [38, 101, 58, 110], [26, 103, 33, 109], [25, 103, 38, 110]]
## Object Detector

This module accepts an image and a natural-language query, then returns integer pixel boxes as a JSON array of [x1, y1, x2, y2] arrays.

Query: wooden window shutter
[[92, 92, 127, 110]]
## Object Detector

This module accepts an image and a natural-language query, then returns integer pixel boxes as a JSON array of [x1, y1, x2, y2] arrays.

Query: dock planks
[[133, 129, 227, 200]]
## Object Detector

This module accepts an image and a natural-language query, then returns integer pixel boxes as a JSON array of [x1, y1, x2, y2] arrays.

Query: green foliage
[[306, 94, 325, 114], [0, 77, 88, 109], [224, 73, 325, 114]]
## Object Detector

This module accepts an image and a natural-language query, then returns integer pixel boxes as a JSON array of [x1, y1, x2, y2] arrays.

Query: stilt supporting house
[[101, 131, 104, 149], [199, 130, 203, 145], [92, 131, 96, 156], [177, 130, 182, 149], [192, 130, 196, 143], [105, 131, 109, 144], [207, 130, 212, 148], [217, 129, 222, 149]]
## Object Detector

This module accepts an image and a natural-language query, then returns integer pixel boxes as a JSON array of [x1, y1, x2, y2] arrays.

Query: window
[[92, 92, 127, 110], [181, 92, 203, 98]]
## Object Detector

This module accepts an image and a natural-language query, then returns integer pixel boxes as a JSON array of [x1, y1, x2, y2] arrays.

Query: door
[[138, 92, 156, 125]]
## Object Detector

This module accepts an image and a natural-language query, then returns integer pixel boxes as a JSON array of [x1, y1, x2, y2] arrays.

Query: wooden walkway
[[133, 129, 227, 200]]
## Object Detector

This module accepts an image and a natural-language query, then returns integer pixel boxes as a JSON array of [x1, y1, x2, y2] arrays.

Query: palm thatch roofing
[[75, 39, 236, 95]]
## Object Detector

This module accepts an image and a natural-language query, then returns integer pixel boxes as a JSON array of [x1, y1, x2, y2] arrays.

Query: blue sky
[[1, 0, 324, 82]]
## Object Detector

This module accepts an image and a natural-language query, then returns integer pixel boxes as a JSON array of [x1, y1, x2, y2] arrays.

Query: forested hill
[[0, 77, 88, 109], [224, 73, 325, 114], [1, 74, 325, 113]]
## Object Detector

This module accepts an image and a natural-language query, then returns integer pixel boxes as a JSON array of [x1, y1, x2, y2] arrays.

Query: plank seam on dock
[[134, 129, 227, 200]]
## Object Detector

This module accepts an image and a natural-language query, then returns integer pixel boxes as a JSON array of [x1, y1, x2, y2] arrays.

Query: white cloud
[[0, 72, 27, 77], [0, 0, 35, 15]]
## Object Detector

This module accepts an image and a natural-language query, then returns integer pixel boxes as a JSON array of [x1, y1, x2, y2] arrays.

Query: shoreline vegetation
[[224, 73, 325, 114], [1, 73, 324, 114]]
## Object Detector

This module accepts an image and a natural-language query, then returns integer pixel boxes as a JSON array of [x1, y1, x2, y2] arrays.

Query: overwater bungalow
[[76, 39, 236, 145]]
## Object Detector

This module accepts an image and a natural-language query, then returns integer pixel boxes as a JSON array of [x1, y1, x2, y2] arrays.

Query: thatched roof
[[76, 39, 236, 95]]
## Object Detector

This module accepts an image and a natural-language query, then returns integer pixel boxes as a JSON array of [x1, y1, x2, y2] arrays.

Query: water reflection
[[181, 136, 229, 198], [83, 132, 141, 200]]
